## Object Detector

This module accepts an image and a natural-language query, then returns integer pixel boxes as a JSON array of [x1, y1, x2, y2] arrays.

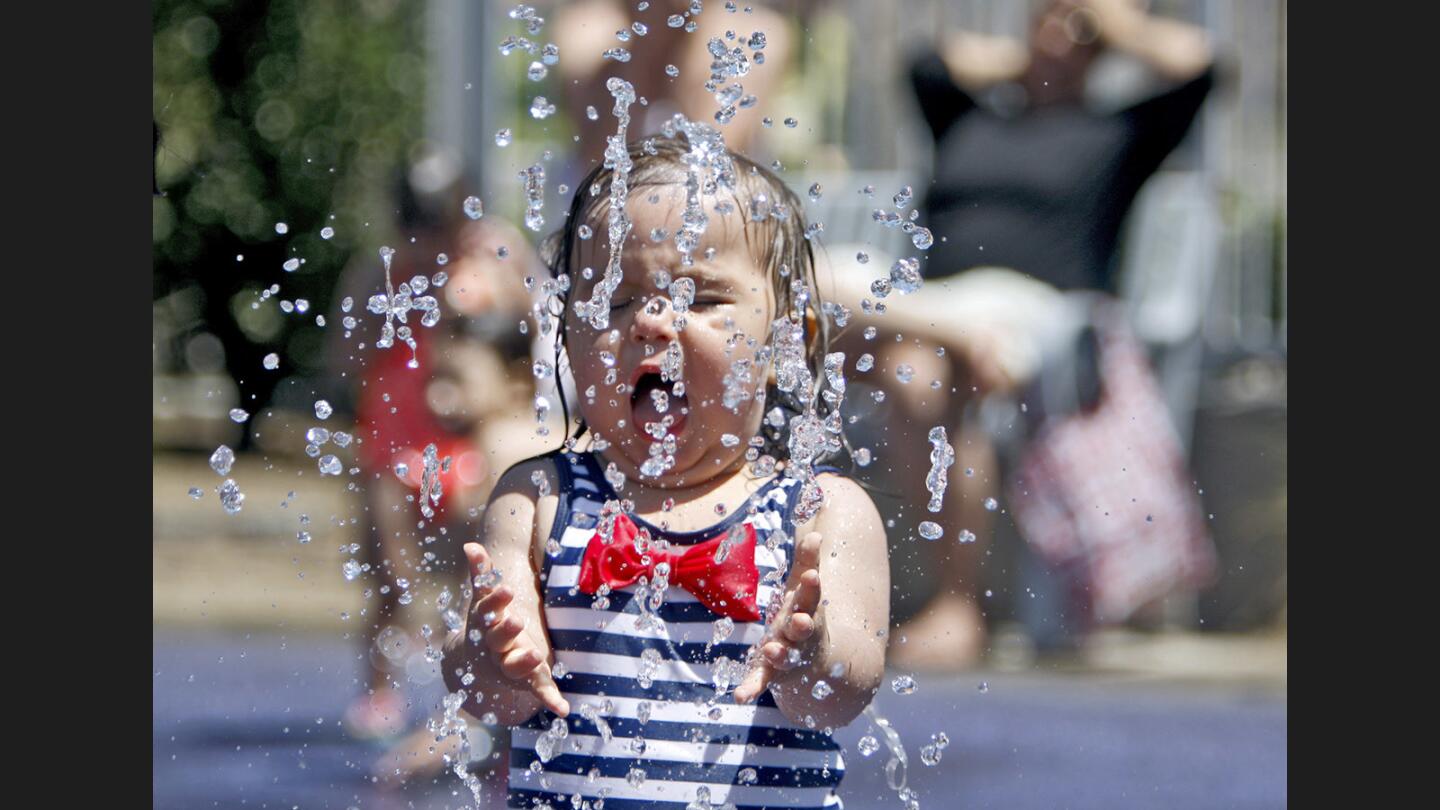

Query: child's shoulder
[[486, 449, 573, 557], [493, 447, 571, 493], [488, 448, 571, 516], [801, 468, 884, 541], [813, 469, 877, 508]]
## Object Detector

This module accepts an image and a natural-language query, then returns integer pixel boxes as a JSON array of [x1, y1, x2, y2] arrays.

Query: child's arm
[[733, 474, 890, 729], [441, 460, 570, 723]]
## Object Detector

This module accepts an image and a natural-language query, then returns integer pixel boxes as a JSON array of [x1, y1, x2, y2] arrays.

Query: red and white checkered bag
[[1008, 307, 1216, 624]]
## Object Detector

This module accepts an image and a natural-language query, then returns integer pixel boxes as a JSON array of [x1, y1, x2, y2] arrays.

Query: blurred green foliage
[[153, 0, 426, 407]]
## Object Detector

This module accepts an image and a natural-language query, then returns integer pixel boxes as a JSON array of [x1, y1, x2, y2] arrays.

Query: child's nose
[[630, 295, 677, 343]]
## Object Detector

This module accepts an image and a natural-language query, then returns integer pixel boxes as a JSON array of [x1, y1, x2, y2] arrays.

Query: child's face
[[565, 184, 777, 489]]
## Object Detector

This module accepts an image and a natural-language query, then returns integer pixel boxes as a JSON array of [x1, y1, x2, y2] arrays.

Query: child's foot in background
[[342, 687, 409, 741], [371, 721, 496, 787], [887, 594, 988, 672]]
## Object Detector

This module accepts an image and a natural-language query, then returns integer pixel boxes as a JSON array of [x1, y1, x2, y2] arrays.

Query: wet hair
[[539, 135, 833, 464]]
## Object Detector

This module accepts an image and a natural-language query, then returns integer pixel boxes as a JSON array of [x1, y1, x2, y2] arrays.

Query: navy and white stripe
[[508, 450, 845, 810]]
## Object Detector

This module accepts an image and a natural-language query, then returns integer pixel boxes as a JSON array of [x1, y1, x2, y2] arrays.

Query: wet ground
[[153, 629, 1285, 810]]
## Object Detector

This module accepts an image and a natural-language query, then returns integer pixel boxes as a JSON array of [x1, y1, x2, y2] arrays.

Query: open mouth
[[629, 371, 689, 441]]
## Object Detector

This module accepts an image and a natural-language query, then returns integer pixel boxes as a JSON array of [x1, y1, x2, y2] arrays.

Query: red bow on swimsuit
[[577, 514, 762, 623]]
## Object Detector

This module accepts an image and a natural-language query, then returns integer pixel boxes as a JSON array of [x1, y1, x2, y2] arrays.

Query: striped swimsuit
[[508, 449, 845, 810]]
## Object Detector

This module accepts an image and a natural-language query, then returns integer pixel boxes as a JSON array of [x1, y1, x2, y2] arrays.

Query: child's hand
[[462, 542, 571, 717], [732, 531, 825, 705]]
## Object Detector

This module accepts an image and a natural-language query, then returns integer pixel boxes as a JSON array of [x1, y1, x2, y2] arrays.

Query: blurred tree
[[153, 0, 426, 431]]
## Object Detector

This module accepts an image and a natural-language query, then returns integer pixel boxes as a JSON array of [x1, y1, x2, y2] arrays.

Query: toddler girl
[[442, 133, 889, 810]]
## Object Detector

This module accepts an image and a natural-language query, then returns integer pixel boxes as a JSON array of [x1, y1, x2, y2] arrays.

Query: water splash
[[771, 315, 812, 397], [366, 246, 442, 369], [418, 443, 448, 520], [519, 162, 546, 232], [216, 478, 244, 515], [572, 78, 636, 331], [925, 426, 954, 513], [435, 689, 485, 807], [863, 704, 916, 808], [209, 445, 236, 476], [704, 36, 752, 125], [919, 731, 949, 766], [889, 257, 923, 295], [662, 114, 737, 268]]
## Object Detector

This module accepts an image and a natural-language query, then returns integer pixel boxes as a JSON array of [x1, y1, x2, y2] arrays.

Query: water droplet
[[188, 487, 203, 500], [342, 559, 362, 581], [263, 353, 280, 370], [808, 182, 822, 201], [783, 117, 798, 128], [811, 680, 834, 700], [889, 257, 923, 294], [274, 222, 289, 234], [957, 529, 977, 544], [229, 408, 249, 423], [921, 423, 956, 510], [891, 674, 917, 695], [313, 400, 333, 420], [893, 186, 913, 209], [911, 227, 934, 250], [209, 445, 235, 476], [855, 354, 874, 372], [217, 479, 245, 514], [984, 497, 999, 512], [918, 521, 943, 541], [318, 455, 343, 476], [895, 364, 915, 383], [529, 96, 557, 119], [494, 128, 512, 147], [463, 196, 484, 220], [667, 13, 685, 27], [527, 61, 547, 80], [282, 258, 300, 272]]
